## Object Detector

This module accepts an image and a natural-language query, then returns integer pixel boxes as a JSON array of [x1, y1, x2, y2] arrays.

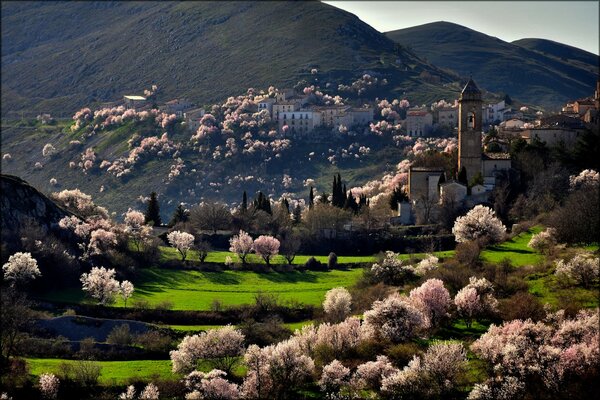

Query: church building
[[405, 78, 511, 222]]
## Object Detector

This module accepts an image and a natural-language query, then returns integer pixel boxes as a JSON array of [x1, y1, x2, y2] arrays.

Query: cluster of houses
[[405, 99, 525, 137], [122, 89, 374, 138]]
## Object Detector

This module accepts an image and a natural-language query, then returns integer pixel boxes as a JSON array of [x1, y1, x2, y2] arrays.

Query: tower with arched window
[[458, 78, 483, 183]]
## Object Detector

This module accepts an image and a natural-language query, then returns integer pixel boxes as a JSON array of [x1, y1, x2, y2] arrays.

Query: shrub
[[327, 252, 338, 269], [73, 360, 101, 387], [455, 241, 481, 267], [154, 300, 174, 311], [304, 256, 326, 271], [498, 292, 545, 321], [134, 331, 172, 353], [106, 324, 133, 346]]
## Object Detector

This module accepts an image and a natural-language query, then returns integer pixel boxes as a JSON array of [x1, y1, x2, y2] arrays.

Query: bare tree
[[280, 234, 301, 265], [1, 287, 36, 362], [190, 202, 232, 234]]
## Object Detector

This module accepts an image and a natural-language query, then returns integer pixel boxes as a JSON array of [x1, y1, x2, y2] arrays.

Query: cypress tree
[[337, 173, 343, 206], [388, 186, 408, 210], [309, 186, 315, 209], [332, 175, 339, 207], [145, 192, 162, 226], [281, 197, 290, 213], [458, 167, 468, 185], [293, 203, 302, 224], [241, 190, 248, 212], [168, 203, 188, 227], [344, 190, 359, 213]]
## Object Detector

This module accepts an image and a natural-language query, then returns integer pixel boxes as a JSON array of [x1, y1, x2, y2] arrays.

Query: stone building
[[458, 78, 483, 183]]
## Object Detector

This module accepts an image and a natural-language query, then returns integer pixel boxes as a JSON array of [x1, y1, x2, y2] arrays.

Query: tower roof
[[461, 78, 481, 95]]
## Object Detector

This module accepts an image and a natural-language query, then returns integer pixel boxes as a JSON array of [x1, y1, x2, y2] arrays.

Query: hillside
[[512, 38, 599, 66], [385, 21, 599, 108], [1, 1, 457, 116]]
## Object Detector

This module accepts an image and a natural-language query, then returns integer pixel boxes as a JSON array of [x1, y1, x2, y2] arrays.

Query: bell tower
[[458, 78, 483, 183]]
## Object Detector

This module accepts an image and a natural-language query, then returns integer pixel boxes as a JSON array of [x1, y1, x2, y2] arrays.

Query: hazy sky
[[322, 1, 599, 55]]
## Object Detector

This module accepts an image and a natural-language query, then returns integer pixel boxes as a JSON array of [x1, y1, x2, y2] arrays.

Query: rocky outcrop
[[0, 174, 73, 236]]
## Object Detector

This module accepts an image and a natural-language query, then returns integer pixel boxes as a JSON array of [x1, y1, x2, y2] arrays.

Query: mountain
[[385, 21, 599, 108], [512, 38, 599, 67], [1, 1, 457, 116]]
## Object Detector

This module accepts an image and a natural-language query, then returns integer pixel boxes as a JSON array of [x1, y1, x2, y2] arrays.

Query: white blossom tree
[[80, 266, 120, 305], [170, 325, 245, 374], [120, 280, 135, 308], [118, 385, 136, 399], [2, 252, 41, 285], [452, 205, 506, 244], [184, 369, 240, 400], [322, 287, 352, 322], [39, 373, 59, 399], [139, 383, 159, 400], [528, 228, 557, 254], [363, 293, 429, 343], [318, 359, 350, 394], [124, 208, 152, 252], [229, 230, 253, 265], [167, 230, 195, 261], [371, 251, 414, 285], [554, 253, 599, 288]]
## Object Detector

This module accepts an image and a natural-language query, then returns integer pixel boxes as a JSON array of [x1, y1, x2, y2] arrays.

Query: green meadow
[[27, 359, 178, 385], [40, 267, 366, 310], [480, 227, 544, 266]]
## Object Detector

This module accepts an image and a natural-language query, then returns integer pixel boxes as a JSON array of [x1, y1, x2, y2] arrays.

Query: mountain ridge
[[1, 1, 457, 116], [385, 21, 598, 108]]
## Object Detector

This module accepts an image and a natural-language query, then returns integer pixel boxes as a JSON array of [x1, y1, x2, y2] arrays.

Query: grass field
[[159, 247, 455, 265], [526, 271, 599, 308], [159, 247, 377, 265], [480, 227, 544, 266], [40, 268, 366, 310], [27, 359, 178, 385]]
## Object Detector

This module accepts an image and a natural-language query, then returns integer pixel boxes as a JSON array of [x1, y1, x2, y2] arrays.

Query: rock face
[[0, 174, 73, 236]]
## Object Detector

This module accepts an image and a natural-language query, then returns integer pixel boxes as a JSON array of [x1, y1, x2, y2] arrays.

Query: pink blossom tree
[[409, 278, 451, 328], [252, 235, 280, 266], [454, 277, 498, 327], [167, 230, 195, 261], [351, 355, 397, 391], [229, 230, 253, 265]]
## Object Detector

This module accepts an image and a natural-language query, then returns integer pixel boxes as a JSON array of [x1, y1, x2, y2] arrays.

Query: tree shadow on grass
[[198, 271, 241, 285], [259, 270, 320, 284]]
